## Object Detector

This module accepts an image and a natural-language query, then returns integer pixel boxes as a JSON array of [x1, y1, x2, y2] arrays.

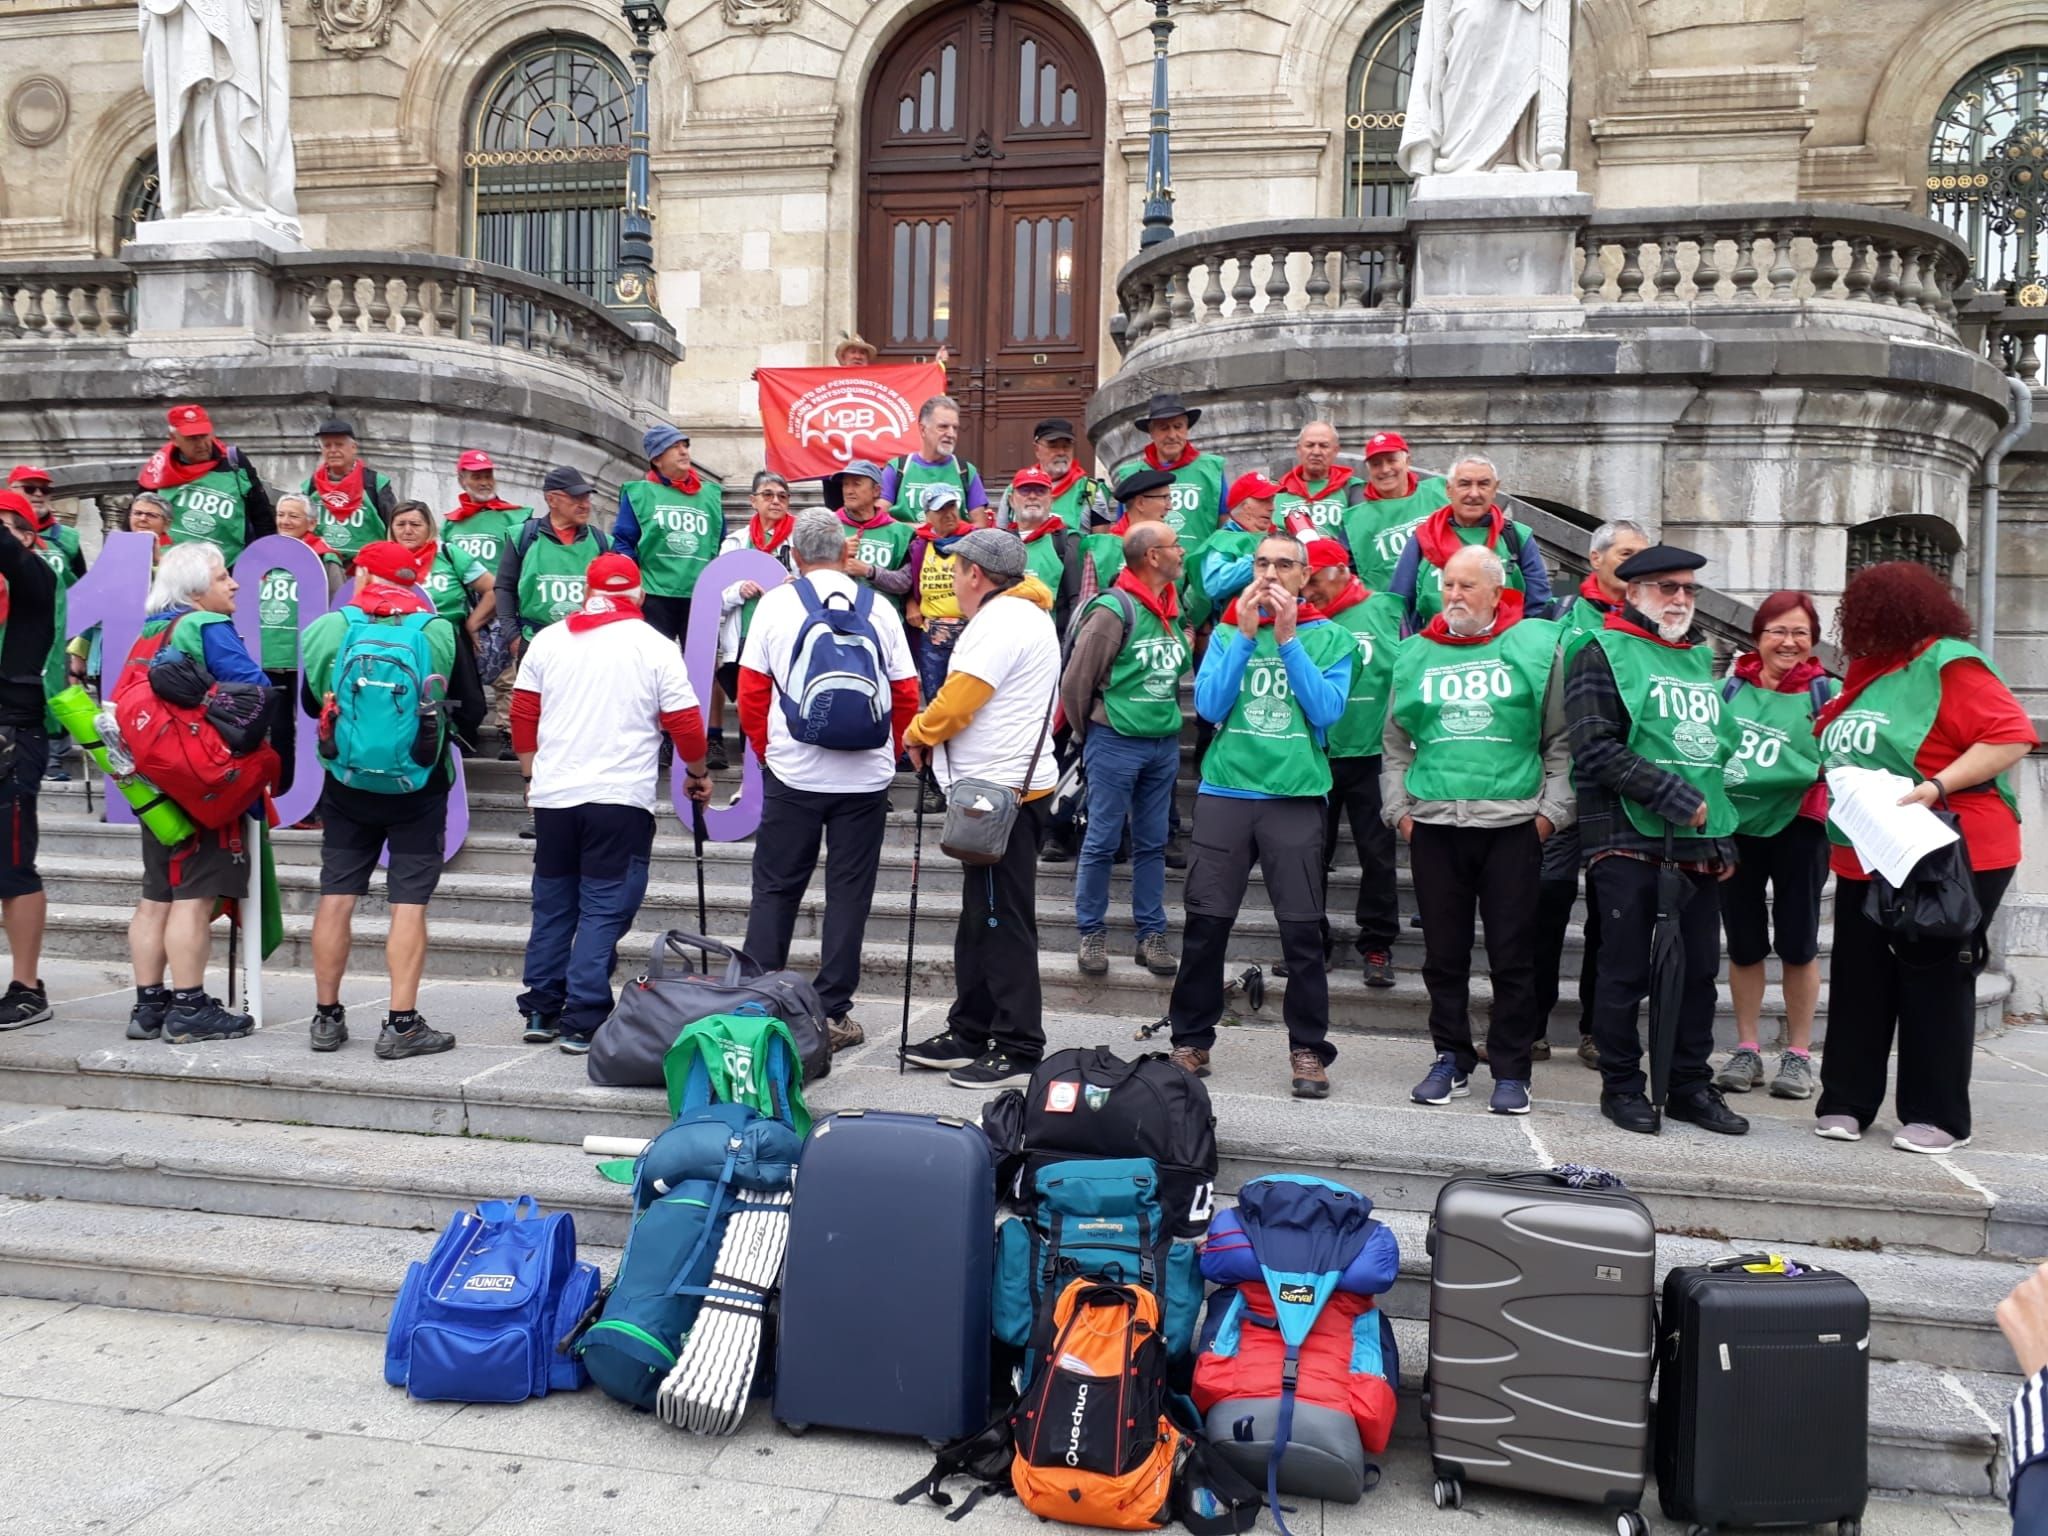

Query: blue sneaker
[[1488, 1079, 1532, 1116], [1411, 1052, 1469, 1106], [521, 1012, 560, 1045], [557, 1033, 592, 1056]]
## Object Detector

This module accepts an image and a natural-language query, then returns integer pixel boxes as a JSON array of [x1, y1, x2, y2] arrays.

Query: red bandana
[[311, 461, 369, 519], [650, 466, 703, 496], [403, 539, 439, 574], [297, 533, 337, 561], [1044, 463, 1087, 501], [1318, 576, 1371, 619], [1576, 571, 1616, 608], [567, 593, 647, 633], [1277, 464, 1355, 500], [1143, 443, 1199, 472], [138, 440, 224, 491], [1019, 515, 1068, 544], [1112, 567, 1181, 628], [349, 585, 432, 619], [1734, 650, 1829, 694], [1421, 587, 1526, 645], [1414, 504, 1507, 568], [836, 506, 894, 532], [448, 493, 521, 523], [747, 512, 794, 553], [1361, 470, 1422, 502]]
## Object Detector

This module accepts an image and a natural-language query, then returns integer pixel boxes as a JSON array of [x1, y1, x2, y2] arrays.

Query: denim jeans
[[1075, 727, 1180, 941], [517, 803, 656, 1035]]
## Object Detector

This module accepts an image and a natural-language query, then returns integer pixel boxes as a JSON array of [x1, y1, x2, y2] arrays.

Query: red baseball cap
[[0, 489, 35, 520], [1009, 467, 1054, 492], [7, 465, 52, 488], [455, 449, 496, 473], [1307, 535, 1352, 572], [1227, 472, 1280, 512], [1364, 431, 1408, 461], [167, 403, 213, 435], [353, 540, 424, 585], [587, 553, 642, 593]]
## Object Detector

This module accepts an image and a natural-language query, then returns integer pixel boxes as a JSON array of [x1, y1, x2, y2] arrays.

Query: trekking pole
[[691, 798, 712, 972], [900, 763, 930, 1074]]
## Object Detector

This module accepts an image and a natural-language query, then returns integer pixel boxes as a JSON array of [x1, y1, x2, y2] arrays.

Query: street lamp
[[1139, 0, 1176, 249], [615, 0, 668, 310]]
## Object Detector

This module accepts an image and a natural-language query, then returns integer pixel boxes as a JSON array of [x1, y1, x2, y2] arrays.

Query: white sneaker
[[1813, 1115, 1862, 1142], [1892, 1122, 1971, 1155]]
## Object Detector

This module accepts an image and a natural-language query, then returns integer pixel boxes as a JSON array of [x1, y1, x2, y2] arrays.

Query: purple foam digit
[[231, 536, 333, 829], [66, 531, 158, 826], [679, 547, 787, 842]]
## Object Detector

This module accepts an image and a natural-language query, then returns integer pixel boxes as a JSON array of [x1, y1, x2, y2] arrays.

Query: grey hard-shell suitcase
[[1425, 1170, 1657, 1534]]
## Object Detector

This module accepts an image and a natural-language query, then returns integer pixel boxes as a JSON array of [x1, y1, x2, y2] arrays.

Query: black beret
[[1114, 467, 1177, 502], [1614, 544, 1707, 581]]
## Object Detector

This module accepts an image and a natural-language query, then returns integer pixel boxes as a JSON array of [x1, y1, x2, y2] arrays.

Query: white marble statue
[[139, 0, 301, 232], [1398, 0, 1574, 179]]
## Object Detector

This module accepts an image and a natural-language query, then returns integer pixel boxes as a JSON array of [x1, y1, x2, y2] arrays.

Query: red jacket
[[1192, 1283, 1397, 1455]]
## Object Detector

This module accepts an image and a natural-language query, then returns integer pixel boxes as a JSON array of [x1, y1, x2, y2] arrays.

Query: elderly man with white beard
[[1566, 544, 1748, 1139]]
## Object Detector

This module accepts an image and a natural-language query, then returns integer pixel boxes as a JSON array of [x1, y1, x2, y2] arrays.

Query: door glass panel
[[1056, 216, 1074, 338], [1060, 86, 1078, 126], [912, 222, 932, 340], [1013, 220, 1033, 338], [899, 95, 913, 133], [1034, 218, 1054, 339], [919, 68, 935, 131], [1019, 39, 1038, 125], [891, 221, 912, 341], [1039, 64, 1057, 128], [940, 45, 957, 131], [933, 221, 952, 342]]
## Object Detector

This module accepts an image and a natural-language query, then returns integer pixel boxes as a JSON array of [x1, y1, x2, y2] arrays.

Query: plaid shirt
[[1564, 619, 1739, 868]]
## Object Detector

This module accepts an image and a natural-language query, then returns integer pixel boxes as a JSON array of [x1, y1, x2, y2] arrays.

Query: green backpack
[[662, 1014, 813, 1135]]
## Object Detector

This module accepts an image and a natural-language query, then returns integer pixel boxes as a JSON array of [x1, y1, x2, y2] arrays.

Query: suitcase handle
[[648, 928, 760, 987]]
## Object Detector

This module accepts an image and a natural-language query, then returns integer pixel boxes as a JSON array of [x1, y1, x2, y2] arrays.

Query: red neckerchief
[[139, 439, 225, 491], [1105, 515, 1132, 536], [1319, 576, 1371, 618], [650, 466, 703, 496], [1815, 636, 1940, 732], [1219, 595, 1330, 627], [348, 585, 432, 619], [1414, 504, 1506, 567], [1018, 515, 1068, 544], [1143, 443, 1199, 472], [1045, 463, 1087, 500], [1576, 572, 1617, 608], [1734, 651, 1829, 694], [1361, 470, 1422, 502], [311, 461, 368, 519], [1112, 567, 1181, 628], [836, 506, 893, 531], [748, 512, 793, 553], [447, 493, 521, 523], [567, 593, 646, 633], [1421, 587, 1526, 645], [1603, 607, 1699, 652], [403, 539, 440, 574], [296, 533, 337, 561], [1277, 464, 1355, 500]]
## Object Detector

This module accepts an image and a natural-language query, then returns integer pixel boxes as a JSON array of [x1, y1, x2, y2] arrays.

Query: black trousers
[[1588, 855, 1722, 1100], [264, 668, 298, 796], [949, 794, 1050, 1062], [1323, 754, 1399, 954], [642, 594, 692, 646], [1169, 795, 1333, 1063], [1533, 823, 1600, 1038], [744, 770, 891, 1021], [1409, 820, 1543, 1082], [1817, 867, 2010, 1141]]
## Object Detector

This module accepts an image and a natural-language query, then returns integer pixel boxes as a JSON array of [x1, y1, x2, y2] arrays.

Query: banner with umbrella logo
[[756, 363, 947, 481]]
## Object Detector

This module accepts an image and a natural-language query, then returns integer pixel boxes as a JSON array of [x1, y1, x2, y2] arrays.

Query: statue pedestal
[[1403, 184, 1593, 332], [130, 217, 304, 253], [1409, 169, 1580, 204], [123, 222, 302, 341]]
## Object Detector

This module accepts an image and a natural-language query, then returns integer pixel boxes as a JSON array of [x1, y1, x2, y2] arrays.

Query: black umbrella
[[1647, 828, 1694, 1108]]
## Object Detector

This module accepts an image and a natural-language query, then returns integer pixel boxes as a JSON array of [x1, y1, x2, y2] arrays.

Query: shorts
[[715, 660, 741, 702], [642, 594, 692, 647], [1722, 817, 1830, 966], [318, 781, 449, 905], [142, 823, 251, 903], [0, 725, 48, 899]]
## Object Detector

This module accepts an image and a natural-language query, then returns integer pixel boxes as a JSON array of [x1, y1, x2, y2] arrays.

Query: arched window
[[464, 38, 631, 299], [1343, 3, 1422, 218], [114, 153, 161, 251], [1927, 49, 2048, 298]]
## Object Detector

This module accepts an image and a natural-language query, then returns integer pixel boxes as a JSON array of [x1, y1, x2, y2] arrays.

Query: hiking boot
[[950, 1048, 1034, 1090], [1163, 834, 1187, 871], [901, 1029, 979, 1071], [126, 986, 171, 1041], [1814, 1115, 1863, 1142], [520, 1012, 560, 1045], [162, 995, 255, 1045], [1039, 827, 1077, 864], [1576, 1034, 1600, 1070], [1077, 931, 1109, 976], [1360, 950, 1395, 989], [704, 736, 730, 771], [1601, 1090, 1660, 1135], [919, 780, 948, 816], [1488, 1079, 1532, 1116], [1893, 1122, 1971, 1155], [1289, 1048, 1330, 1100], [1531, 1039, 1552, 1062], [556, 1033, 592, 1057], [1410, 1052, 1469, 1106], [1667, 1086, 1749, 1136], [309, 1003, 348, 1053], [375, 1013, 455, 1060], [0, 980, 51, 1031], [1770, 1051, 1817, 1100], [1713, 1046, 1766, 1093], [497, 745, 518, 762], [826, 1014, 865, 1052], [518, 818, 536, 840], [1168, 1044, 1211, 1077], [1134, 933, 1178, 977]]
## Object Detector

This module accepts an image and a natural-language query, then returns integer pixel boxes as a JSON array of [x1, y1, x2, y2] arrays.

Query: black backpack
[[982, 1047, 1219, 1239]]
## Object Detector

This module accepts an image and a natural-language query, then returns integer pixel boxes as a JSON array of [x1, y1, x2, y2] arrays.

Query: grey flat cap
[[950, 527, 1026, 580]]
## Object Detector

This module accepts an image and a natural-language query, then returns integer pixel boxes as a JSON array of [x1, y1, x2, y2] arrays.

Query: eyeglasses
[[1253, 557, 1301, 572], [1647, 580, 1698, 597], [755, 489, 791, 501], [1760, 626, 1812, 641]]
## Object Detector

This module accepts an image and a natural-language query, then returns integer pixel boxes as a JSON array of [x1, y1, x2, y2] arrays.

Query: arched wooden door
[[861, 1, 1106, 477]]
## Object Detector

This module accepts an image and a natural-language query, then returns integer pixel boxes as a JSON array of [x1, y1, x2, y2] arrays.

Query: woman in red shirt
[[1813, 563, 2035, 1154]]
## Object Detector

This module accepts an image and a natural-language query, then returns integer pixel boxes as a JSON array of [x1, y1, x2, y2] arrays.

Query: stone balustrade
[[0, 262, 135, 341], [1970, 301, 2048, 385]]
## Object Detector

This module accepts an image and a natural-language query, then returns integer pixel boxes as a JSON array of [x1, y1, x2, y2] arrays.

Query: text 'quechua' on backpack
[[111, 614, 280, 829], [779, 579, 890, 750], [319, 606, 446, 793], [384, 1195, 602, 1403]]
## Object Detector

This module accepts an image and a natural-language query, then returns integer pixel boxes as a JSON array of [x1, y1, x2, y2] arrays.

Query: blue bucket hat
[[643, 422, 689, 462]]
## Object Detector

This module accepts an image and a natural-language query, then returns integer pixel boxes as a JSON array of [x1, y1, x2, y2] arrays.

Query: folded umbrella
[[1647, 828, 1693, 1108]]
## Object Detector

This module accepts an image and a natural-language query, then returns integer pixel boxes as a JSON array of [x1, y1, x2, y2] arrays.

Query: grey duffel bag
[[586, 929, 831, 1089]]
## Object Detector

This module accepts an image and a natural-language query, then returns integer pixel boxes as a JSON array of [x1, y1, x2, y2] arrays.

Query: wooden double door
[[860, 0, 1107, 477]]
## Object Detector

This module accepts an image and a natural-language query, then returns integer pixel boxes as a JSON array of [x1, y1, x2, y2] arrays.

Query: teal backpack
[[322, 606, 444, 793]]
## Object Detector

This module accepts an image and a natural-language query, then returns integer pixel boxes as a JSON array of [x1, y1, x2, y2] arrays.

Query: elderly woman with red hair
[[1713, 591, 1838, 1102], [1813, 562, 2035, 1154]]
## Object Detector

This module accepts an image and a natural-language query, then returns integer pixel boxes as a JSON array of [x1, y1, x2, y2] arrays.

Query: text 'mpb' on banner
[[756, 363, 947, 482]]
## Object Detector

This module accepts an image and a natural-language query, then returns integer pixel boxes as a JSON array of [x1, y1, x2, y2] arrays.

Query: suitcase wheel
[[1837, 1524, 1860, 1536], [780, 1422, 810, 1438], [1615, 1511, 1647, 1536], [1431, 1478, 1462, 1512]]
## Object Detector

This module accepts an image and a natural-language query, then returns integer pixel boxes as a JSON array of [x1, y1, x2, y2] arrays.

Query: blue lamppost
[[1140, 0, 1176, 249], [615, 0, 668, 309]]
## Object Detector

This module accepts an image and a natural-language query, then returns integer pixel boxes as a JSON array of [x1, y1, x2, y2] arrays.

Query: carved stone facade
[[310, 0, 403, 55]]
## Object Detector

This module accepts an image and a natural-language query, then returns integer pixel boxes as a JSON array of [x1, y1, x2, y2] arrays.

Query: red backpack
[[112, 615, 279, 830]]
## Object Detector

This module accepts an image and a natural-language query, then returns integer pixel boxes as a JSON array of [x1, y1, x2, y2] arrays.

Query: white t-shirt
[[739, 568, 916, 793], [935, 589, 1060, 794], [515, 613, 700, 811]]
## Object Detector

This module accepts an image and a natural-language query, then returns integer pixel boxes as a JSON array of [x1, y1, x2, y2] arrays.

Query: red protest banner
[[756, 363, 947, 481]]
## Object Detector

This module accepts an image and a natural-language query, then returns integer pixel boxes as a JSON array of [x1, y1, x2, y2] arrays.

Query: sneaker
[[1289, 1048, 1330, 1100], [1134, 933, 1178, 977], [1168, 1044, 1210, 1077], [1576, 1034, 1600, 1070], [1077, 931, 1109, 977], [901, 1029, 979, 1071], [1531, 1040, 1552, 1062], [309, 1003, 348, 1053], [518, 818, 536, 840], [1714, 1047, 1766, 1093], [1666, 1086, 1750, 1136], [919, 780, 948, 816], [1488, 1079, 1532, 1116], [126, 986, 170, 1041], [1893, 1122, 1971, 1155], [1814, 1115, 1863, 1142], [949, 1048, 1034, 1089], [704, 737, 730, 771], [375, 1014, 455, 1060], [826, 1015, 865, 1052], [1163, 834, 1187, 871], [1039, 829, 1077, 865], [1770, 1051, 1817, 1100], [521, 1012, 560, 1045], [0, 980, 51, 1031], [497, 745, 518, 762], [162, 996, 255, 1045], [556, 1033, 592, 1057], [41, 762, 70, 782], [1410, 1051, 1470, 1106], [1360, 950, 1395, 989]]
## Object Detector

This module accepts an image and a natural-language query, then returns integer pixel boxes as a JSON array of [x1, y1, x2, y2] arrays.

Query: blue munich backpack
[[322, 606, 444, 792], [384, 1195, 601, 1403], [778, 578, 890, 750]]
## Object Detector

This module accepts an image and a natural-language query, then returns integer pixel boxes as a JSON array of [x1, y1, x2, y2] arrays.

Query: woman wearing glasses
[[1712, 592, 1837, 1102], [1812, 562, 2035, 1154]]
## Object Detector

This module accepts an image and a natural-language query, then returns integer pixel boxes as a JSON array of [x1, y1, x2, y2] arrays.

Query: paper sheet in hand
[[1824, 765, 1960, 887]]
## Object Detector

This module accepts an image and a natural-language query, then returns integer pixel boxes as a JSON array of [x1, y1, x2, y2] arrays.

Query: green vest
[[516, 521, 603, 634], [39, 524, 81, 586], [624, 477, 725, 599], [1594, 628, 1741, 839], [1322, 590, 1405, 760], [141, 610, 230, 665], [1049, 475, 1107, 529], [1817, 637, 2021, 846], [1274, 475, 1356, 540], [444, 505, 527, 582], [1021, 527, 1071, 599], [660, 1014, 813, 1134], [849, 517, 914, 612], [1410, 521, 1530, 626], [891, 455, 980, 522], [1155, 453, 1227, 546], [305, 471, 392, 563], [1391, 617, 1559, 801], [1200, 620, 1355, 798], [162, 464, 258, 564], [419, 544, 486, 623], [1092, 591, 1189, 739], [257, 558, 341, 671], [1556, 591, 1615, 663], [1342, 476, 1447, 589], [1080, 531, 1125, 593], [1722, 675, 1836, 838]]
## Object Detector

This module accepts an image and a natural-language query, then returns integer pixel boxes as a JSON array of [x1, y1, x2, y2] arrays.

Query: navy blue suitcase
[[774, 1108, 994, 1440]]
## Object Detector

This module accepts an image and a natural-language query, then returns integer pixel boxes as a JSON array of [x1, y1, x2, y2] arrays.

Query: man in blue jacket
[[2002, 1262, 2048, 1535]]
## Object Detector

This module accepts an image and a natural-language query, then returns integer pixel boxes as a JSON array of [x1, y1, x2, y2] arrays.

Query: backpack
[[778, 578, 890, 750], [111, 615, 279, 829], [1721, 671, 1833, 716], [1060, 588, 1135, 671], [660, 1011, 813, 1134], [1010, 1278, 1184, 1530], [981, 1047, 1219, 1239], [319, 607, 444, 793], [383, 1195, 602, 1403]]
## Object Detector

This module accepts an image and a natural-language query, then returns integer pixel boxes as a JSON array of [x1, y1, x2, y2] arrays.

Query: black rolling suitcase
[[1656, 1256, 1869, 1534], [1426, 1170, 1657, 1534], [774, 1109, 994, 1441]]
